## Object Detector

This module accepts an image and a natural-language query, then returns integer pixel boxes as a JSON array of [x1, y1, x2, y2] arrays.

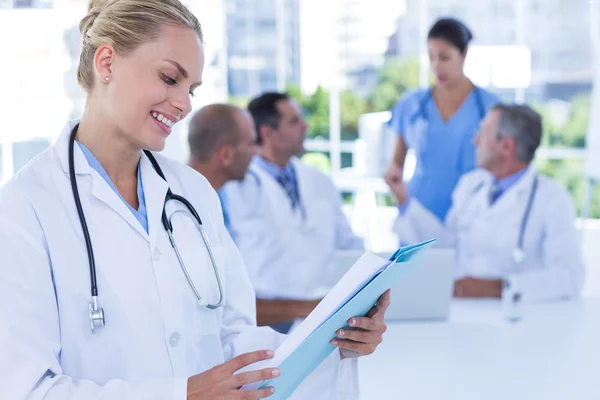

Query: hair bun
[[459, 22, 473, 43], [80, 0, 110, 36], [88, 0, 109, 12]]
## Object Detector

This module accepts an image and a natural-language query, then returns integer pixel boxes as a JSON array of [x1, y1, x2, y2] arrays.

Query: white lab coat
[[223, 157, 364, 300], [0, 122, 358, 399], [393, 166, 585, 302]]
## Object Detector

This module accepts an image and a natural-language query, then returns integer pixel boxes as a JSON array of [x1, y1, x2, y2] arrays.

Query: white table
[[359, 298, 600, 400]]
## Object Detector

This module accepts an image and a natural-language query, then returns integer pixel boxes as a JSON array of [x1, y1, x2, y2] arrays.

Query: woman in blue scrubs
[[385, 18, 501, 226]]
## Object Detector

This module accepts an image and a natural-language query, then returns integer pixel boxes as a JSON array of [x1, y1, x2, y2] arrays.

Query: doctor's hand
[[187, 350, 279, 399], [331, 289, 391, 360], [384, 163, 403, 186], [454, 277, 503, 298], [385, 168, 409, 206]]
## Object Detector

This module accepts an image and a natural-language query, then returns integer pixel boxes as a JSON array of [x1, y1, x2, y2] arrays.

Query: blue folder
[[259, 239, 437, 398]]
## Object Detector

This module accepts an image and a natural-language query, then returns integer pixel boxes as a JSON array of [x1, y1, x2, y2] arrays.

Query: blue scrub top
[[76, 141, 149, 233], [388, 87, 501, 221]]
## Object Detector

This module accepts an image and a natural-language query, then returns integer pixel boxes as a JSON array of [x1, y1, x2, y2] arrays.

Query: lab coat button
[[153, 248, 162, 261], [169, 332, 181, 347]]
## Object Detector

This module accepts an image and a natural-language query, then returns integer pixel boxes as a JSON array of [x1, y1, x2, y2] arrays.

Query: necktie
[[217, 190, 231, 231], [488, 182, 502, 205], [277, 172, 298, 209]]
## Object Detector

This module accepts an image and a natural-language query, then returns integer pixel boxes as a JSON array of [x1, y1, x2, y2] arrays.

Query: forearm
[[391, 136, 407, 168], [256, 298, 321, 326]]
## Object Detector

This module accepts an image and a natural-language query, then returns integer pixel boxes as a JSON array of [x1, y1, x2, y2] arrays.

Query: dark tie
[[277, 172, 298, 209], [488, 183, 502, 205]]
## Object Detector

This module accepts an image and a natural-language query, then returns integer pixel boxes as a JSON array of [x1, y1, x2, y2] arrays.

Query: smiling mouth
[[151, 112, 175, 128]]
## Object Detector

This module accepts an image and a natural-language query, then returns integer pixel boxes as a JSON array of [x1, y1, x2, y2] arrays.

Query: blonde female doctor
[[0, 1, 390, 399]]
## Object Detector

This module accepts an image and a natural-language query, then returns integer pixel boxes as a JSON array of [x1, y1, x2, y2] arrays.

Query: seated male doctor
[[388, 104, 585, 302], [223, 92, 365, 333]]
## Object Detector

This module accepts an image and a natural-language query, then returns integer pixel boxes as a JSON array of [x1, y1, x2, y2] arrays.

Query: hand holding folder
[[246, 239, 437, 399]]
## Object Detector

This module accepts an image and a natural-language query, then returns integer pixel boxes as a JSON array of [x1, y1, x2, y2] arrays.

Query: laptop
[[330, 248, 455, 321]]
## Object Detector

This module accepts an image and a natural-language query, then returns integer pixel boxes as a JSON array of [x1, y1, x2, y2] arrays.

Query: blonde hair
[[78, 0, 203, 92]]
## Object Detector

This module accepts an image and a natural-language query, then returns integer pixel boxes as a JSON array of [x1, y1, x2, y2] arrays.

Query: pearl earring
[[104, 76, 110, 81]]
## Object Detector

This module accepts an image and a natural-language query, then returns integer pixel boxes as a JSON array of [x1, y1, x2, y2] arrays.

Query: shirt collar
[[493, 166, 530, 192], [254, 155, 295, 181], [76, 140, 146, 216]]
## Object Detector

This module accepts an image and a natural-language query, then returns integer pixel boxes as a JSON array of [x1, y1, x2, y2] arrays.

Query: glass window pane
[[0, 0, 53, 8], [12, 139, 50, 174]]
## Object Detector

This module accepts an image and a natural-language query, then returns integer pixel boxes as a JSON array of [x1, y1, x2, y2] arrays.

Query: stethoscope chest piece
[[512, 247, 526, 264], [89, 296, 105, 334]]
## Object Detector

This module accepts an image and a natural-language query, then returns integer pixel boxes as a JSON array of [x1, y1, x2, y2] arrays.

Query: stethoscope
[[407, 86, 486, 156], [456, 174, 539, 264], [409, 85, 486, 125], [297, 203, 315, 233], [68, 126, 224, 333]]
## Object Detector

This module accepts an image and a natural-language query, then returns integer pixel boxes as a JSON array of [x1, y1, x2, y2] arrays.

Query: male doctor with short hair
[[223, 92, 365, 333], [388, 104, 585, 302]]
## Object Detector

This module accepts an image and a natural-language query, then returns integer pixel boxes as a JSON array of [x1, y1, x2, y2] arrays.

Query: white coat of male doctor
[[223, 92, 365, 330], [388, 104, 585, 302]]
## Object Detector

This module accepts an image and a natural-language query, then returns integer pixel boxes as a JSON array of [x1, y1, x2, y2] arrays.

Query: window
[[257, 19, 275, 32], [0, 0, 53, 8], [12, 139, 50, 174]]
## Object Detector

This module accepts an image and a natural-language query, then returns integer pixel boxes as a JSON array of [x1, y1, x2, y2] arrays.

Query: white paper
[[266, 252, 391, 368]]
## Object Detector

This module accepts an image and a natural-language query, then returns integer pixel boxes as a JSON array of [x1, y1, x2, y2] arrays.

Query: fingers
[[331, 316, 386, 358], [236, 386, 277, 400], [331, 338, 377, 356], [454, 282, 465, 297], [384, 173, 394, 185], [455, 278, 476, 297], [378, 289, 392, 305], [366, 290, 391, 319], [454, 278, 494, 298], [221, 350, 274, 375], [335, 327, 384, 345], [231, 368, 280, 389], [384, 166, 401, 181], [329, 291, 391, 359], [385, 167, 403, 190], [346, 316, 384, 332]]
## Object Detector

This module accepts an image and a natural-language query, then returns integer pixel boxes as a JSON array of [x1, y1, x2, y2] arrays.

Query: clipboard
[[256, 239, 437, 398]]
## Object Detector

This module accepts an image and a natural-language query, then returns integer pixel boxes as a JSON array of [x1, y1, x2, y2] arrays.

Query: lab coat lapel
[[55, 121, 149, 241], [488, 166, 537, 218], [89, 175, 150, 241], [55, 121, 93, 177], [140, 152, 170, 251], [249, 160, 301, 234], [250, 159, 295, 214]]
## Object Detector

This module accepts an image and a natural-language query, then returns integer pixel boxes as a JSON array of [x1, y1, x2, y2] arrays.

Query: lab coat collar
[[249, 157, 302, 221], [54, 121, 169, 244], [56, 120, 93, 176], [139, 151, 170, 250], [249, 157, 271, 181], [487, 165, 538, 216]]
